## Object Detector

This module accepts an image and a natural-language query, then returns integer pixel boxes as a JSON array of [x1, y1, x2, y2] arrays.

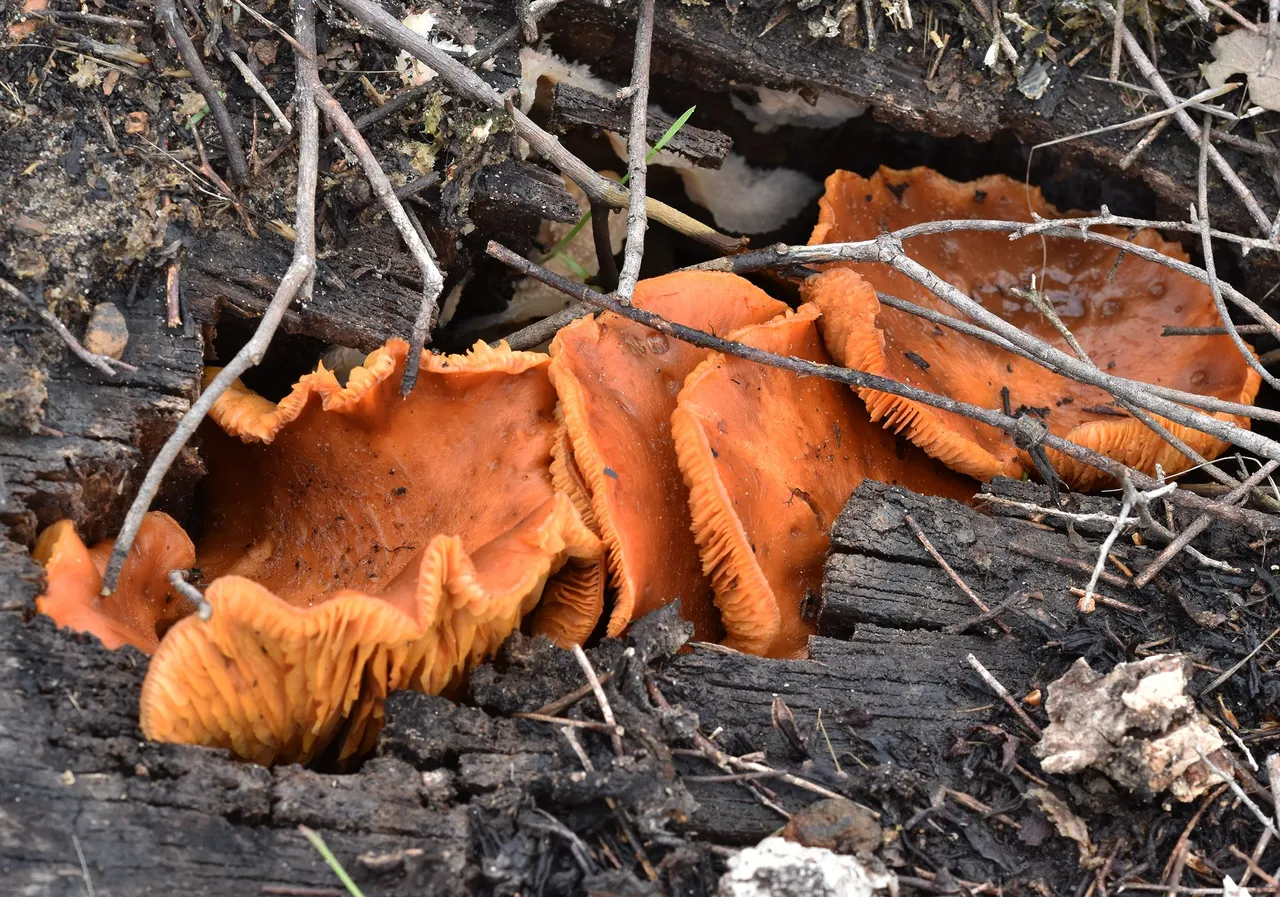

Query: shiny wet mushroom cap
[[807, 166, 1262, 489]]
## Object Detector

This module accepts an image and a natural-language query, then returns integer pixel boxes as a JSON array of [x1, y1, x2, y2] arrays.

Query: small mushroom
[[548, 271, 787, 641], [673, 303, 974, 659], [141, 493, 601, 765], [34, 511, 195, 653], [808, 167, 1262, 488]]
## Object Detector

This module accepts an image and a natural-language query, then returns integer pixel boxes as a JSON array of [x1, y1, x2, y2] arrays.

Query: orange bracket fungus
[[808, 166, 1262, 490], [673, 303, 974, 659], [34, 511, 195, 653], [548, 270, 787, 641]]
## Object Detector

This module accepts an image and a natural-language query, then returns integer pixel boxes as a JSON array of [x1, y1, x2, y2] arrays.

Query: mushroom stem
[[485, 240, 1280, 535]]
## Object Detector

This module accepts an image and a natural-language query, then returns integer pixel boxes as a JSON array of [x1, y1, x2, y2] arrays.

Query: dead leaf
[[251, 39, 278, 66], [175, 90, 208, 124], [1205, 26, 1280, 112], [69, 55, 102, 90], [1027, 788, 1094, 864]]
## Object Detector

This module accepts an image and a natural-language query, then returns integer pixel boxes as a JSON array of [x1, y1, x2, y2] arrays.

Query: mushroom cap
[[808, 167, 1262, 489], [34, 511, 195, 653], [672, 303, 974, 659], [197, 338, 562, 603], [141, 493, 601, 766], [548, 271, 787, 640]]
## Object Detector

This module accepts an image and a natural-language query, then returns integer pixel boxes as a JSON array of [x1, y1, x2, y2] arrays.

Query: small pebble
[[83, 302, 128, 359]]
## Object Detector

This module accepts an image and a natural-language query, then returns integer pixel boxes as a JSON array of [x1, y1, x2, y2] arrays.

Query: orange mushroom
[[808, 166, 1262, 490], [526, 426, 607, 646], [33, 511, 195, 653], [548, 271, 787, 641], [196, 338, 564, 600], [673, 303, 975, 659], [141, 492, 601, 765], [130, 338, 606, 763]]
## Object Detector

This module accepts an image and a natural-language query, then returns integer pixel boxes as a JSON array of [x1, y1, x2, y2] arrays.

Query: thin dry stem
[[155, 0, 250, 184], [101, 0, 322, 592], [486, 239, 1280, 536], [313, 84, 444, 395], [615, 0, 655, 304]]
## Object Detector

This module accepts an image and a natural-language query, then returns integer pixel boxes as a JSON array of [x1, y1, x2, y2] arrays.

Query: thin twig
[[692, 226, 1280, 440], [904, 513, 1011, 634], [1132, 460, 1280, 588], [1200, 625, 1280, 696], [30, 8, 150, 28], [966, 653, 1042, 735], [500, 303, 591, 350], [313, 84, 444, 395], [1194, 112, 1278, 390], [589, 201, 619, 293], [488, 240, 1280, 536], [2, 279, 136, 376], [167, 569, 211, 621], [572, 644, 624, 757], [154, 0, 250, 184], [330, 0, 743, 254], [615, 0, 655, 304], [514, 711, 624, 736], [1107, 4, 1275, 236], [101, 0, 321, 592], [534, 671, 616, 717], [224, 47, 291, 134]]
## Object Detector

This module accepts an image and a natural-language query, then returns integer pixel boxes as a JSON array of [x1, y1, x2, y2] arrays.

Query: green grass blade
[[538, 105, 696, 269], [299, 825, 366, 897]]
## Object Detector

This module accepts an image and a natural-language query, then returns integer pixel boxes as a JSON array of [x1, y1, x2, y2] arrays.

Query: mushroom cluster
[[31, 166, 1261, 766]]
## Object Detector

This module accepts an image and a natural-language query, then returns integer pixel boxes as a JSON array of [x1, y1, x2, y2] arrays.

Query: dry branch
[[101, 0, 323, 592]]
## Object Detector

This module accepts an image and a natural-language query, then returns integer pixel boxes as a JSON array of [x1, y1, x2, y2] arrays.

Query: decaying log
[[0, 292, 203, 547], [549, 83, 733, 168]]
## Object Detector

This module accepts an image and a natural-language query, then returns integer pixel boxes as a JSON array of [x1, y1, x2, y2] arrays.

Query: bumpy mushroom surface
[[673, 303, 974, 659], [808, 167, 1262, 489], [548, 271, 786, 640], [141, 493, 601, 765], [34, 511, 195, 653], [197, 338, 563, 600]]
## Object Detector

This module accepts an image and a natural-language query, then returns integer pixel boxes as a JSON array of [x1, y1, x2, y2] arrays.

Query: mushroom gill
[[131, 339, 606, 764], [33, 511, 195, 653], [673, 303, 975, 659], [142, 492, 600, 765], [548, 270, 787, 641], [807, 166, 1262, 489]]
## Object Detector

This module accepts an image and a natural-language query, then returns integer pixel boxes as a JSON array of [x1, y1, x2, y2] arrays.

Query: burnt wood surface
[[549, 83, 733, 168], [9, 472, 1249, 894]]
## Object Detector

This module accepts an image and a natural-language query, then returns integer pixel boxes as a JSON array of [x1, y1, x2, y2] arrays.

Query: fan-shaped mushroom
[[196, 338, 564, 600], [548, 271, 787, 640], [141, 493, 601, 765], [808, 167, 1262, 489], [673, 303, 974, 659], [33, 511, 195, 653]]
